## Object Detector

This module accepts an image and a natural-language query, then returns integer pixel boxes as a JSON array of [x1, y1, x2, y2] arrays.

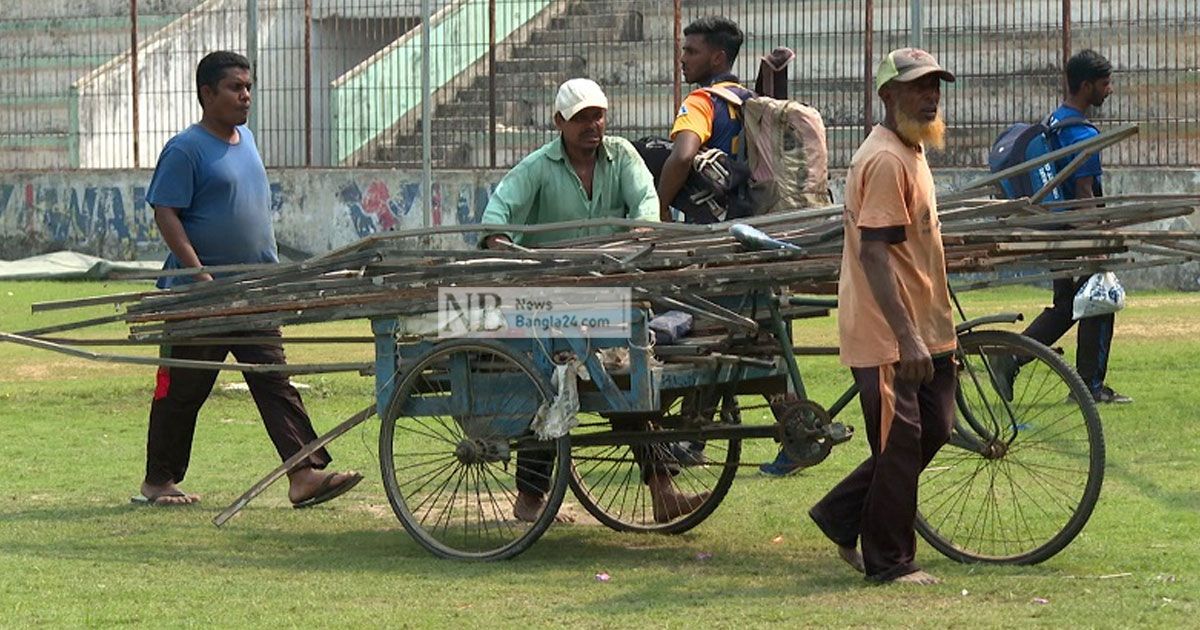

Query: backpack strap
[[702, 85, 746, 107]]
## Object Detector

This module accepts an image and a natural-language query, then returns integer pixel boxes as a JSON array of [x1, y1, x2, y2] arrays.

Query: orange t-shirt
[[837, 125, 956, 368]]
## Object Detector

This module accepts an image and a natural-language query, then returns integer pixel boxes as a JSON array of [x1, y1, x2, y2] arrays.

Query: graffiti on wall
[[0, 182, 157, 258], [334, 179, 493, 245], [1, 174, 499, 259]]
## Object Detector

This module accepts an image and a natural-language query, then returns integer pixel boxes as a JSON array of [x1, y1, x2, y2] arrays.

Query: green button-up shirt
[[480, 135, 659, 247]]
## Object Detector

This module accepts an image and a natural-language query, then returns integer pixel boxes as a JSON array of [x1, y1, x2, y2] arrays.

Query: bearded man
[[806, 48, 958, 585]]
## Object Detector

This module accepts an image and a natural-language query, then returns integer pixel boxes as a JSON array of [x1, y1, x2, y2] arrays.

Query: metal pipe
[[673, 0, 682, 111], [246, 0, 258, 136], [1062, 0, 1072, 99], [488, 0, 497, 168], [304, 0, 313, 166], [864, 0, 874, 136], [130, 0, 139, 167], [910, 0, 922, 48], [420, 0, 433, 231]]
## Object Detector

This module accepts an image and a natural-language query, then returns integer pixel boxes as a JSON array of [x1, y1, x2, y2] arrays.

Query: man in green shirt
[[481, 79, 709, 525], [481, 78, 658, 248]]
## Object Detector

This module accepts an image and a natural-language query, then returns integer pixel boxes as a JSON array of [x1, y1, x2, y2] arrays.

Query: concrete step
[[371, 140, 473, 166], [530, 26, 645, 46], [494, 55, 586, 75], [0, 133, 70, 169], [1, 0, 194, 19], [0, 15, 177, 57], [0, 60, 101, 96], [0, 96, 73, 134], [475, 70, 572, 90], [435, 100, 541, 127], [564, 1, 669, 18], [548, 12, 636, 33]]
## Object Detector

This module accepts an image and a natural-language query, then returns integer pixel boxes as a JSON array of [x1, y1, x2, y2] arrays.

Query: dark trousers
[[809, 356, 956, 582], [144, 330, 331, 485], [515, 414, 677, 497], [1022, 277, 1114, 394]]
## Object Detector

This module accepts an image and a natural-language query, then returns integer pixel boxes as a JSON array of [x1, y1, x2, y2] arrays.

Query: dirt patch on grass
[[3, 360, 138, 382], [1114, 318, 1200, 339]]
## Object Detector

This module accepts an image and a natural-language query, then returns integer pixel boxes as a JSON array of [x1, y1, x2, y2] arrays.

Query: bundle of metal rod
[[53, 191, 1175, 340]]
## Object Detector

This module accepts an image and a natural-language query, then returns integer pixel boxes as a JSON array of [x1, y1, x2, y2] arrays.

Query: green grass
[[0, 281, 1197, 627]]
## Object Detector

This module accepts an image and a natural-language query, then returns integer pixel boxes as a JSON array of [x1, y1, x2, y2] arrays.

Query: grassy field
[[0, 281, 1197, 627]]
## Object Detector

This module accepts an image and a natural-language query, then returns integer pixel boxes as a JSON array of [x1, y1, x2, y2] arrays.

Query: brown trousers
[[144, 330, 330, 485], [809, 355, 956, 582]]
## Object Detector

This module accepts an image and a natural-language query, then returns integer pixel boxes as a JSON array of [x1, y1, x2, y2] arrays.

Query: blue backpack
[[988, 115, 1095, 202]]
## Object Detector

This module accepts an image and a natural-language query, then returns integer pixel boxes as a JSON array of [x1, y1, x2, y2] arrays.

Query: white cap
[[555, 78, 608, 121]]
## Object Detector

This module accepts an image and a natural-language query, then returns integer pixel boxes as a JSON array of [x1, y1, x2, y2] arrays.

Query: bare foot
[[647, 474, 711, 523], [838, 545, 865, 574], [138, 481, 200, 506], [287, 468, 361, 506], [894, 570, 941, 585], [513, 491, 574, 523]]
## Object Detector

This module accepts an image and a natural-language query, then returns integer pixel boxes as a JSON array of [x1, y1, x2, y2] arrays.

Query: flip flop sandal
[[292, 472, 364, 509], [131, 490, 199, 506]]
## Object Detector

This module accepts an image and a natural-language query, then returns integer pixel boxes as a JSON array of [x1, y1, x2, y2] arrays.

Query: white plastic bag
[[531, 359, 581, 440], [1073, 272, 1126, 320]]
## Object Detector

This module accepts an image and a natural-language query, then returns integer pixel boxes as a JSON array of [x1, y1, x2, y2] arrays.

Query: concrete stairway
[[368, 0, 1198, 170], [0, 1, 191, 170]]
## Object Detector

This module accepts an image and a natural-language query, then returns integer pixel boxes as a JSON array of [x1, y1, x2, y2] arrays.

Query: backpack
[[633, 136, 753, 223], [988, 115, 1096, 202], [703, 86, 831, 213]]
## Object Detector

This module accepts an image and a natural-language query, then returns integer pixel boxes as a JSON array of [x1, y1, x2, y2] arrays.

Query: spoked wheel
[[567, 390, 740, 534], [379, 340, 569, 560], [917, 330, 1105, 564]]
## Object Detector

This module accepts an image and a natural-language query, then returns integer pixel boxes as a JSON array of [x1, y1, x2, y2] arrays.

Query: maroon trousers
[[809, 355, 956, 582], [144, 330, 331, 485]]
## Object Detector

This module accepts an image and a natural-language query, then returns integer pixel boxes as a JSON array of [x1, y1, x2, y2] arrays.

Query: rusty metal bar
[[673, 0, 682, 111], [304, 0, 313, 166], [130, 0, 140, 167], [488, 0, 497, 168], [864, 0, 874, 136]]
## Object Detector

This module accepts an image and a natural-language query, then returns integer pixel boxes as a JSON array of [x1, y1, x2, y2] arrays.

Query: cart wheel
[[567, 391, 740, 534], [916, 330, 1105, 564], [379, 340, 569, 561]]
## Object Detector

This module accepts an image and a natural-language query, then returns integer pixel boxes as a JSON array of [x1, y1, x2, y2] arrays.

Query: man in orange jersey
[[807, 48, 958, 585]]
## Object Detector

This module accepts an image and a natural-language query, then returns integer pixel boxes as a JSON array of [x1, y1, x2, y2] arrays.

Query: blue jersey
[[1048, 104, 1102, 200], [146, 124, 278, 289]]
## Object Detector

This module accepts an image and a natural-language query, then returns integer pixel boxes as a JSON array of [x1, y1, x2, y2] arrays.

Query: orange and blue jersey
[[670, 73, 752, 156]]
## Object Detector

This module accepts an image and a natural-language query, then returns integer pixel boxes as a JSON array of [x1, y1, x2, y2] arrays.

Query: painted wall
[[1, 167, 1197, 289]]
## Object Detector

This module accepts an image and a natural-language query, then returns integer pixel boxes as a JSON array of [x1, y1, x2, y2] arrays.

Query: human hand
[[193, 272, 214, 282], [896, 334, 934, 384], [482, 234, 512, 250]]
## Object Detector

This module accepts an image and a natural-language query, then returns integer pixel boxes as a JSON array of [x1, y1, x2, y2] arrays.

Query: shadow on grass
[[0, 502, 864, 600]]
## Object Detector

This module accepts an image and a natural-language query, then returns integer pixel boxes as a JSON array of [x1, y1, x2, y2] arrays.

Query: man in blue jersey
[[656, 16, 751, 223], [134, 51, 362, 506], [1002, 49, 1130, 404]]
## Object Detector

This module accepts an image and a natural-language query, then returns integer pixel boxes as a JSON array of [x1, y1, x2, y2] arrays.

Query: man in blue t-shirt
[[1013, 49, 1130, 404], [135, 51, 363, 506]]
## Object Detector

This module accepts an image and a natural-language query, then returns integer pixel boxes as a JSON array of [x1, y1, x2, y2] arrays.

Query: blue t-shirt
[[1049, 104, 1102, 200], [146, 124, 278, 289]]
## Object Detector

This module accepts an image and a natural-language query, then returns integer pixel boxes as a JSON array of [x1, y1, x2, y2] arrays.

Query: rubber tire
[[568, 396, 741, 535], [916, 329, 1105, 565], [379, 339, 570, 561]]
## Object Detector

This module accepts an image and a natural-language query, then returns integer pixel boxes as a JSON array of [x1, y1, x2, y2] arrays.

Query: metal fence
[[1, 0, 1196, 171]]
